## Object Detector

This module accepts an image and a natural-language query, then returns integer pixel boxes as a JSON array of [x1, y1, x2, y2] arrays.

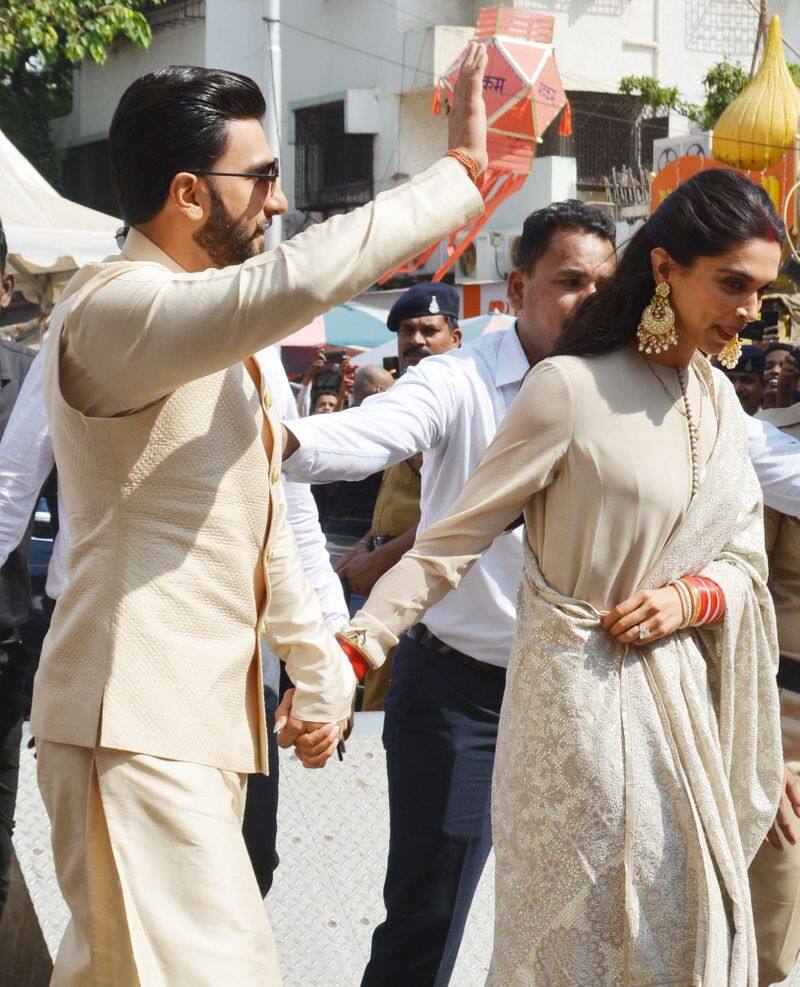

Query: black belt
[[407, 623, 506, 679], [778, 655, 800, 694]]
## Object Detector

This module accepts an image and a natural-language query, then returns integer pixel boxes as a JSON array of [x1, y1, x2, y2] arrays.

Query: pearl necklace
[[643, 359, 702, 498], [676, 368, 700, 497]]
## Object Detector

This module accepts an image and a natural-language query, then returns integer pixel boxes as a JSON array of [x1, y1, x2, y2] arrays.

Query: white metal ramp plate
[[13, 714, 494, 985]]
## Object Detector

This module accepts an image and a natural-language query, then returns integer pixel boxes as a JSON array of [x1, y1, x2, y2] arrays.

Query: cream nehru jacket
[[30, 158, 483, 774]]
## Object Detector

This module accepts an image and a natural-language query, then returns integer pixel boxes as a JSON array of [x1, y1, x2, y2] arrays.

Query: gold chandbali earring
[[637, 281, 678, 355], [717, 334, 743, 370]]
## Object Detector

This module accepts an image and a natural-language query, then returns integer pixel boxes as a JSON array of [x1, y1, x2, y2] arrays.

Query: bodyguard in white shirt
[[283, 201, 618, 986], [0, 338, 348, 900]]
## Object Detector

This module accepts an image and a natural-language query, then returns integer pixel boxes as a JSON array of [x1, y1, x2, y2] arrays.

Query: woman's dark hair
[[109, 65, 266, 225], [553, 169, 785, 357]]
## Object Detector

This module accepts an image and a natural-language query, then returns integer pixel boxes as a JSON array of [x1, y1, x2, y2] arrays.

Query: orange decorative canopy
[[381, 5, 568, 284]]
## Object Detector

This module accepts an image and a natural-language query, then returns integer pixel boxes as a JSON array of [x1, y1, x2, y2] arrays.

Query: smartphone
[[382, 356, 400, 375], [325, 348, 347, 364], [740, 321, 765, 342]]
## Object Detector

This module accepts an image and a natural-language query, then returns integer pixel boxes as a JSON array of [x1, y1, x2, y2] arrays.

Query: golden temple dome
[[712, 15, 800, 171]]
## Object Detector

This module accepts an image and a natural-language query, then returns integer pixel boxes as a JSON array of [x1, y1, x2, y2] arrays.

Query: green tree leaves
[[0, 1, 164, 182]]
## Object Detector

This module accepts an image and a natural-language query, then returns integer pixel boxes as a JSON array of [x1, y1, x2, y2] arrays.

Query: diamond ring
[[638, 625, 652, 640]]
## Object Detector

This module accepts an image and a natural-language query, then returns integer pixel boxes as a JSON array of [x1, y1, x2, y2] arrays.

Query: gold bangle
[[685, 578, 702, 626]]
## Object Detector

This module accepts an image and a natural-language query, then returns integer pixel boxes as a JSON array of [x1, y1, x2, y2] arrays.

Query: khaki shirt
[[757, 405, 800, 663], [371, 453, 422, 538]]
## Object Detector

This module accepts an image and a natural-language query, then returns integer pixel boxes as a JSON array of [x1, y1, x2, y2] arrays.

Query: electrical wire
[[742, 0, 800, 59]]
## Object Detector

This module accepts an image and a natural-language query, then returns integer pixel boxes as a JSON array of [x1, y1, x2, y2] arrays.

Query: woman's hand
[[601, 586, 684, 645], [764, 765, 800, 851]]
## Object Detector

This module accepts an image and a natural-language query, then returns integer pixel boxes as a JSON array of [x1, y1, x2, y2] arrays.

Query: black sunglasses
[[193, 158, 280, 184]]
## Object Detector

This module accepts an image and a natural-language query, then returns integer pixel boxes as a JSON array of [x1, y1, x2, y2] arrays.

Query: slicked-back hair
[[516, 200, 616, 274], [109, 65, 266, 225]]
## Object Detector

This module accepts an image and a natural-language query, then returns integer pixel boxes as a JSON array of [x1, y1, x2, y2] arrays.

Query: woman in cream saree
[[341, 170, 787, 984]]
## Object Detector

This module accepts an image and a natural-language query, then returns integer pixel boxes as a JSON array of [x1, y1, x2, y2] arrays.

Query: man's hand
[[761, 323, 781, 350], [448, 41, 489, 175], [777, 351, 799, 408], [764, 764, 800, 851], [302, 348, 327, 384], [281, 422, 299, 460], [333, 539, 370, 574], [274, 688, 345, 769], [335, 547, 390, 597], [601, 586, 684, 645]]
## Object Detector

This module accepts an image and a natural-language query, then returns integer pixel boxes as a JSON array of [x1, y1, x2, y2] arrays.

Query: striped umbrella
[[283, 301, 393, 350]]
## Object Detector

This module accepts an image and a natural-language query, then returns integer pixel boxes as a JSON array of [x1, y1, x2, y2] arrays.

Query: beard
[[193, 183, 267, 268]]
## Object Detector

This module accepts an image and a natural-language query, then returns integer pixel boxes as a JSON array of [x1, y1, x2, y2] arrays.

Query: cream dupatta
[[489, 356, 782, 986]]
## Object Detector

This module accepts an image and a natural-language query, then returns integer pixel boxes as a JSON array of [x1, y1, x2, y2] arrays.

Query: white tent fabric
[[0, 128, 120, 308]]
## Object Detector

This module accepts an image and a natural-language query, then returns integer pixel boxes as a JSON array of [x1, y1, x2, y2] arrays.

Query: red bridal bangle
[[337, 637, 369, 681], [683, 575, 726, 626]]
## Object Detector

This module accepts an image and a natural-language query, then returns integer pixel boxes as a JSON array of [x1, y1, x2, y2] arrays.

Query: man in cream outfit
[[31, 54, 486, 985]]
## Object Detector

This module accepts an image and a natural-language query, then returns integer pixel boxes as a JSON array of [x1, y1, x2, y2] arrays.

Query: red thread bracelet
[[337, 637, 369, 681]]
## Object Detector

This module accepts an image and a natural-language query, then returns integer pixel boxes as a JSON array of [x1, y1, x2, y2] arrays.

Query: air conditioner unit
[[652, 132, 712, 172], [455, 228, 522, 283]]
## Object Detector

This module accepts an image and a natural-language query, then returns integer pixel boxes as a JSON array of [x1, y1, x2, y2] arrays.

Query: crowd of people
[[3, 39, 800, 987]]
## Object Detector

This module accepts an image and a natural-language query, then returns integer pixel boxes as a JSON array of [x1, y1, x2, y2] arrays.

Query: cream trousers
[[37, 740, 281, 986]]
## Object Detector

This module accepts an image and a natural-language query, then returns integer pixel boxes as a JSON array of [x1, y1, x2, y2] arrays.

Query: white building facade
[[50, 0, 800, 291]]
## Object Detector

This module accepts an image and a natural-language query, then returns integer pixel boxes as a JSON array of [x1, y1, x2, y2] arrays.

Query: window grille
[[540, 91, 668, 190], [145, 0, 205, 30], [62, 140, 119, 217], [294, 101, 374, 215], [684, 0, 757, 55]]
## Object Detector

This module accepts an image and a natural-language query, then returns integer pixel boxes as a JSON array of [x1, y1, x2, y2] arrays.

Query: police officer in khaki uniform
[[335, 283, 462, 708], [753, 395, 800, 986]]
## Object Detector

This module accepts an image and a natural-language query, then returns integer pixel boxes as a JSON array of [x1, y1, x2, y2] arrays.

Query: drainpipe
[[263, 0, 282, 251]]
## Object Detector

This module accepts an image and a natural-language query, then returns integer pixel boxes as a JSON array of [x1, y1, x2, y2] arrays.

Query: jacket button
[[270, 466, 280, 485], [265, 548, 274, 564], [263, 392, 273, 410], [258, 620, 266, 636]]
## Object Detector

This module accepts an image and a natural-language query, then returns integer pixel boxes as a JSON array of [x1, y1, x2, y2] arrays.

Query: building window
[[144, 0, 205, 30], [294, 101, 374, 215], [62, 139, 119, 217], [540, 91, 668, 191]]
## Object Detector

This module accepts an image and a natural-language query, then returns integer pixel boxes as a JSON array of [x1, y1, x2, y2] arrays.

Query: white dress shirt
[[284, 328, 530, 667], [256, 344, 348, 632], [0, 343, 68, 599], [745, 413, 800, 519], [0, 340, 348, 636]]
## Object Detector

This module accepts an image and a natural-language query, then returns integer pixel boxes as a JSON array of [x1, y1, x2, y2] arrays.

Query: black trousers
[[362, 633, 505, 987], [0, 634, 31, 921]]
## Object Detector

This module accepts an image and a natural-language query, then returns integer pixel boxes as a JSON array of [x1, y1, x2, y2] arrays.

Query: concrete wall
[[51, 20, 204, 149]]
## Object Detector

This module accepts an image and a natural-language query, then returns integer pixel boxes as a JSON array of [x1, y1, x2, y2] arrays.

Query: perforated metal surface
[[13, 716, 494, 986]]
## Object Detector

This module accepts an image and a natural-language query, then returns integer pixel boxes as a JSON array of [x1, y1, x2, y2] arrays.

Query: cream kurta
[[348, 347, 782, 985], [350, 348, 716, 643]]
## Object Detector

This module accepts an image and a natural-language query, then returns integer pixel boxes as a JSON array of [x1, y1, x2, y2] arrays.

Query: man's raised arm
[[64, 44, 488, 417]]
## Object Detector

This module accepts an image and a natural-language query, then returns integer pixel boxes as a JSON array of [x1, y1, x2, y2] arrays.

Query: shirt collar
[[494, 322, 530, 389], [120, 228, 187, 273]]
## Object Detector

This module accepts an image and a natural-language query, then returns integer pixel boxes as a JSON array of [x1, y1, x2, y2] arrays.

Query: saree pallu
[[488, 381, 782, 986]]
